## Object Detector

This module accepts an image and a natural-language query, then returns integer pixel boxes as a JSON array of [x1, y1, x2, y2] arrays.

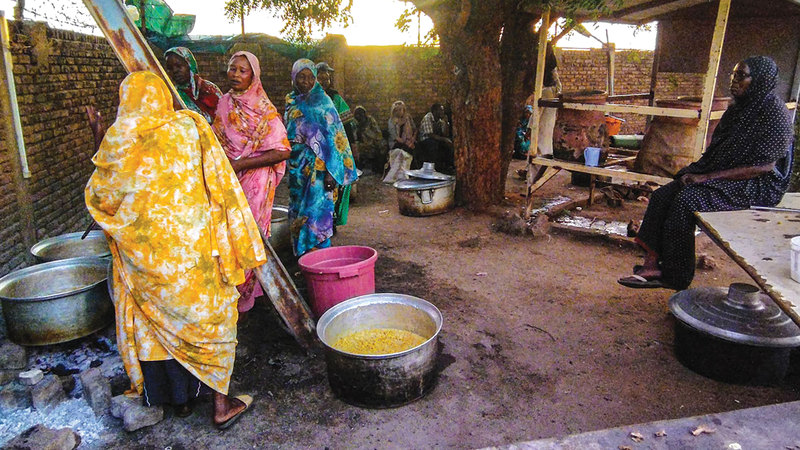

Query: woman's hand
[[324, 172, 336, 191], [85, 105, 106, 152]]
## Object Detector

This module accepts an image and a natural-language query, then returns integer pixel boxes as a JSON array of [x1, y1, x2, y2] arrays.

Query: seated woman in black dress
[[618, 55, 794, 290]]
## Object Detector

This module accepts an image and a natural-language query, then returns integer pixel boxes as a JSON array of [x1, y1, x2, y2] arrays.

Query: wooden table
[[695, 194, 800, 326]]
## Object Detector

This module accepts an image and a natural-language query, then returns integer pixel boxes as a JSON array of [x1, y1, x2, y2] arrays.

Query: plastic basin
[[298, 246, 378, 317]]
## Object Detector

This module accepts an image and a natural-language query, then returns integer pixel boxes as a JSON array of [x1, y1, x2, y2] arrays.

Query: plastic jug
[[583, 147, 601, 167]]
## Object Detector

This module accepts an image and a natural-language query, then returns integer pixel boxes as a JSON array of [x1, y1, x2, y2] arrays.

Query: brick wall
[[189, 43, 449, 128], [0, 21, 127, 277]]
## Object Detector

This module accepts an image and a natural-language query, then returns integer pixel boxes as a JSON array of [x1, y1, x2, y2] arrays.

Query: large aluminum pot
[[316, 293, 443, 408], [31, 231, 110, 263], [393, 178, 455, 217], [269, 205, 291, 254], [0, 257, 114, 346]]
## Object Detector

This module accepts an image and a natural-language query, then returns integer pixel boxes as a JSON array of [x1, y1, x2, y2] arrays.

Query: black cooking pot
[[669, 283, 800, 385]]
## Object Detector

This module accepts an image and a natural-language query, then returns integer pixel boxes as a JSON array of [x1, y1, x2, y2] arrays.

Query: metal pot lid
[[669, 283, 800, 348], [393, 178, 454, 190], [405, 162, 454, 181]]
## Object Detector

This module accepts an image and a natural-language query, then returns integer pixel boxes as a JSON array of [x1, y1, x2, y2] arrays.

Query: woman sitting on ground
[[618, 56, 794, 290], [353, 105, 386, 174], [86, 72, 262, 428], [164, 47, 222, 123], [383, 100, 416, 183], [212, 51, 290, 315], [285, 59, 358, 257]]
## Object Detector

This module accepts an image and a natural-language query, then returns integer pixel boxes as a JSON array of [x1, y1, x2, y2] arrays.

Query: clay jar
[[552, 90, 608, 163], [634, 96, 730, 177]]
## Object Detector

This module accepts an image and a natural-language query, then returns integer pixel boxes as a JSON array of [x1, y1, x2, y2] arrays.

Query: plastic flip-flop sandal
[[617, 274, 666, 289], [216, 395, 253, 430]]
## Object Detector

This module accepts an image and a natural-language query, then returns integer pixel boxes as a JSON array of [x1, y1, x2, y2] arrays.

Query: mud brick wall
[[189, 43, 450, 129], [0, 21, 126, 277]]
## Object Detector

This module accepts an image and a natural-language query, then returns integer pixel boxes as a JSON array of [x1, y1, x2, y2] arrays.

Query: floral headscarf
[[284, 58, 357, 186]]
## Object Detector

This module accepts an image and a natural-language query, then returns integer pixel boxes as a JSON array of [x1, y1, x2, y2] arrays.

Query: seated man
[[415, 103, 454, 171]]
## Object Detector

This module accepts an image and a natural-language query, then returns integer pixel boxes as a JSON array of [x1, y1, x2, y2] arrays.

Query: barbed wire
[[21, 0, 97, 33]]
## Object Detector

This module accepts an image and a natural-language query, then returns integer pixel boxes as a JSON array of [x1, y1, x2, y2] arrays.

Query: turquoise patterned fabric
[[285, 59, 357, 256]]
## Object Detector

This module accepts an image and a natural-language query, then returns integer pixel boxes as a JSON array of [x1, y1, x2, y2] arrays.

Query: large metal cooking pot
[[269, 205, 291, 254], [0, 257, 114, 346], [669, 283, 800, 385], [316, 293, 443, 408], [393, 178, 455, 217], [30, 231, 110, 263]]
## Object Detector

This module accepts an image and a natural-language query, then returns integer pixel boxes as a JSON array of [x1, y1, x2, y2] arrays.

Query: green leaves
[[223, 0, 354, 43]]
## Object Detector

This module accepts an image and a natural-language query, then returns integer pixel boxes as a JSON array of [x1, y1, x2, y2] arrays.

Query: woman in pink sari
[[213, 51, 291, 314]]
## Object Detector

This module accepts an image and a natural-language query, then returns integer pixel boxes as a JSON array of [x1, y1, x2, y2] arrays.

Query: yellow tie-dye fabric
[[85, 72, 266, 396]]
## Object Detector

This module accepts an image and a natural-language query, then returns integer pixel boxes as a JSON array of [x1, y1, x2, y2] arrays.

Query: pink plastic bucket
[[298, 246, 378, 318]]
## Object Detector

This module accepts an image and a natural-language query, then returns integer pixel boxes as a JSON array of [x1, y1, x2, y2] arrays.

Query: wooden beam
[[525, 8, 550, 216], [691, 0, 731, 160], [538, 100, 701, 118], [613, 0, 709, 22], [607, 93, 652, 102], [790, 43, 800, 123], [530, 157, 673, 185]]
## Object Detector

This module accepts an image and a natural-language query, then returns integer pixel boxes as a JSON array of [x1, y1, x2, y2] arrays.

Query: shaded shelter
[[525, 0, 800, 209]]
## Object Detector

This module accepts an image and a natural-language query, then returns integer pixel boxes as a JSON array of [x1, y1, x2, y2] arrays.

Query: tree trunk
[[414, 0, 505, 208]]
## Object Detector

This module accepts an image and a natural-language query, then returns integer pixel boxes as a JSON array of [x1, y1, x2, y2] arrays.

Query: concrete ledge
[[490, 401, 800, 449]]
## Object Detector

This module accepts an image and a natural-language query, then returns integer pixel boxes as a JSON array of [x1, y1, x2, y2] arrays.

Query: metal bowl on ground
[[269, 205, 291, 254], [316, 293, 443, 408], [30, 231, 110, 263], [0, 257, 114, 346], [669, 283, 800, 385]]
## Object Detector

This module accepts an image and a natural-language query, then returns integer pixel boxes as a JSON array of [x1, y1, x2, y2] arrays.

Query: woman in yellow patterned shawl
[[85, 71, 264, 428]]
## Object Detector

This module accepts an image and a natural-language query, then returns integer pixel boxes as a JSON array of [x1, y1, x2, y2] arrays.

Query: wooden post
[[789, 44, 800, 124], [646, 25, 662, 126], [606, 30, 615, 96], [691, 0, 731, 160], [525, 9, 551, 216], [0, 11, 35, 263], [139, 0, 146, 35]]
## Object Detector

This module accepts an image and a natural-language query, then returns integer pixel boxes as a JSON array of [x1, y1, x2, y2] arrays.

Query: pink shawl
[[213, 51, 290, 312]]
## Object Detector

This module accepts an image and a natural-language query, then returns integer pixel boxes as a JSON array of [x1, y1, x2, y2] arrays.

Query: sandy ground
[[93, 160, 800, 448]]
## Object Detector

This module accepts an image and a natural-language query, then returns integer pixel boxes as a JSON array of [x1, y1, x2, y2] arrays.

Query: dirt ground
[[106, 160, 800, 449]]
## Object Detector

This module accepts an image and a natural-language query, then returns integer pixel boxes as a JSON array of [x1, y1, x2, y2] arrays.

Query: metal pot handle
[[418, 189, 435, 205]]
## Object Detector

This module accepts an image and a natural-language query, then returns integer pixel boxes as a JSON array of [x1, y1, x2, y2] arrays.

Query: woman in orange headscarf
[[86, 71, 263, 429]]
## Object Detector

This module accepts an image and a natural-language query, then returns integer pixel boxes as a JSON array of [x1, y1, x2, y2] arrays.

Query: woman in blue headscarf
[[285, 59, 358, 256], [619, 56, 794, 290]]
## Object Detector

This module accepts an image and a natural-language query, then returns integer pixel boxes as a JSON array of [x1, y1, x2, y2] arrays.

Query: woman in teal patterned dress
[[284, 59, 358, 256]]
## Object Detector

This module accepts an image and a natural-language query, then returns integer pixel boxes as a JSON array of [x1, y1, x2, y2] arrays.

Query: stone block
[[0, 342, 27, 369], [0, 369, 22, 386], [31, 375, 66, 412], [4, 424, 81, 450], [122, 402, 164, 432], [19, 368, 44, 386], [0, 382, 31, 411], [79, 367, 111, 416], [110, 394, 140, 419]]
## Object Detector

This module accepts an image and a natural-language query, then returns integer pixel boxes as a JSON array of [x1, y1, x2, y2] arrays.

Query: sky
[[0, 0, 656, 49]]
